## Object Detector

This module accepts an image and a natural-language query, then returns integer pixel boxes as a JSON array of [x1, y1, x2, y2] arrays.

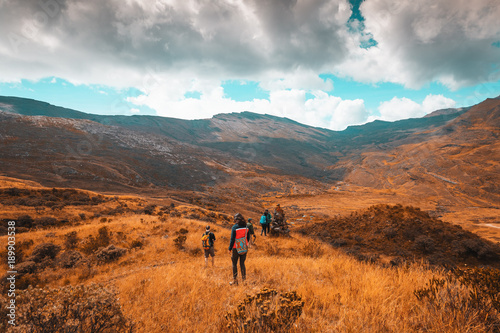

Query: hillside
[[1, 96, 499, 217], [337, 97, 500, 207], [1, 179, 500, 332], [298, 204, 500, 267]]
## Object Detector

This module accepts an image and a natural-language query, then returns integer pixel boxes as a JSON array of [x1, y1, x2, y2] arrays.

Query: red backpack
[[234, 228, 248, 254]]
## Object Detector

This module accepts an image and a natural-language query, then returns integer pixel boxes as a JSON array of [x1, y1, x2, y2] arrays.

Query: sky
[[0, 0, 499, 131]]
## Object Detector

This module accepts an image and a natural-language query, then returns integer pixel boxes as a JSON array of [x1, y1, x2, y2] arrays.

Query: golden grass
[[1, 211, 496, 332]]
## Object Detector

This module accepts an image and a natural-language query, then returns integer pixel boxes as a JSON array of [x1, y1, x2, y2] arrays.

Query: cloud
[[335, 0, 500, 89], [0, 0, 353, 87], [128, 84, 369, 131], [0, 0, 495, 130], [1, 0, 498, 91], [377, 94, 456, 121]]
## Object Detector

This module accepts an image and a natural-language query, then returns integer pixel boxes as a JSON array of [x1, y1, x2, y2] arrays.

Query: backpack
[[234, 228, 248, 255], [247, 222, 255, 235], [202, 232, 211, 250]]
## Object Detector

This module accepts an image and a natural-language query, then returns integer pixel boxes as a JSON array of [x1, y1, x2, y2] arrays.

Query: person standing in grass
[[260, 209, 271, 236], [202, 225, 216, 267], [228, 213, 250, 285], [247, 218, 256, 246]]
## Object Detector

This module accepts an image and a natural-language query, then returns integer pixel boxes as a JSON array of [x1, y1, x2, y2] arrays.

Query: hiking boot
[[229, 280, 238, 286]]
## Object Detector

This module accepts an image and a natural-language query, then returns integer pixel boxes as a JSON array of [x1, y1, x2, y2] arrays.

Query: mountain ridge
[[0, 95, 499, 208]]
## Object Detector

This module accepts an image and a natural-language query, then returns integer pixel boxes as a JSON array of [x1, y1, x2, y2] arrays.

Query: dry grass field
[[1, 178, 499, 332]]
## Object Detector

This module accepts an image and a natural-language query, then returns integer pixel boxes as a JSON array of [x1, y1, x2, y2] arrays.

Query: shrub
[[143, 205, 156, 215], [96, 245, 127, 263], [224, 287, 304, 332], [97, 226, 111, 243], [29, 243, 61, 263], [186, 213, 200, 220], [5, 187, 21, 196], [57, 251, 84, 268], [414, 267, 500, 329], [129, 239, 144, 250], [15, 273, 41, 291], [17, 215, 34, 228], [79, 227, 112, 255], [453, 267, 500, 313], [382, 227, 397, 239], [1, 283, 133, 332], [64, 231, 80, 250], [173, 235, 187, 250], [177, 228, 189, 235], [80, 235, 99, 255], [413, 236, 436, 254], [34, 217, 58, 227], [16, 261, 37, 275], [170, 211, 181, 217], [189, 248, 203, 256], [331, 238, 348, 248], [454, 239, 497, 260]]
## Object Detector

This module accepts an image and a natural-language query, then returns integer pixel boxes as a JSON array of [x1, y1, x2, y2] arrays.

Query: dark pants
[[231, 248, 246, 281], [261, 224, 267, 236]]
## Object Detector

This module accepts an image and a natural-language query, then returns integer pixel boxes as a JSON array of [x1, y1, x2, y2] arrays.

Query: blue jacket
[[260, 213, 271, 224]]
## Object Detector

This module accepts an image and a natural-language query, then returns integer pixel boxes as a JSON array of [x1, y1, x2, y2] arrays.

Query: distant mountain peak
[[423, 107, 468, 118], [212, 111, 305, 126]]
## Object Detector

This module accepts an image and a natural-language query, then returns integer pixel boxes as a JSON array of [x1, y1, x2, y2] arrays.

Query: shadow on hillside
[[297, 204, 500, 269]]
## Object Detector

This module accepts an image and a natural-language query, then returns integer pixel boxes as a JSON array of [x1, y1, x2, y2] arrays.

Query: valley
[[1, 95, 499, 332]]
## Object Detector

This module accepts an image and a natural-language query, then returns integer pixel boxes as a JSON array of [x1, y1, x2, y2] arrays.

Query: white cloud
[[328, 99, 368, 130], [129, 84, 370, 131], [377, 94, 456, 122], [421, 94, 456, 113], [378, 97, 423, 121]]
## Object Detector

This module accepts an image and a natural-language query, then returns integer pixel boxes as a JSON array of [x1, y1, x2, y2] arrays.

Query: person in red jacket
[[228, 213, 251, 285]]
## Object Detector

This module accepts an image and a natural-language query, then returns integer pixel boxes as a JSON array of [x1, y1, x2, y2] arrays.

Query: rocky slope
[[0, 96, 498, 207]]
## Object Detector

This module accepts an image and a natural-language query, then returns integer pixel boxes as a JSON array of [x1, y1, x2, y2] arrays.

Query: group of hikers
[[201, 204, 287, 285]]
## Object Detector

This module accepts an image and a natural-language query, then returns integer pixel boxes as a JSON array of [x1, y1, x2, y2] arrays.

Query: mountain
[[0, 95, 499, 207], [337, 97, 500, 206]]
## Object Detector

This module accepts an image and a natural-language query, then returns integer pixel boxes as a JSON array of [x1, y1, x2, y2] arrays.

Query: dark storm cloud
[[0, 0, 498, 90], [0, 0, 353, 84], [353, 0, 500, 88]]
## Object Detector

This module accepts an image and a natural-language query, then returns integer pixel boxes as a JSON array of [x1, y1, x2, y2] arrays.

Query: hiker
[[228, 213, 250, 285], [247, 218, 256, 246], [274, 204, 285, 225], [202, 225, 216, 267], [260, 209, 271, 236]]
